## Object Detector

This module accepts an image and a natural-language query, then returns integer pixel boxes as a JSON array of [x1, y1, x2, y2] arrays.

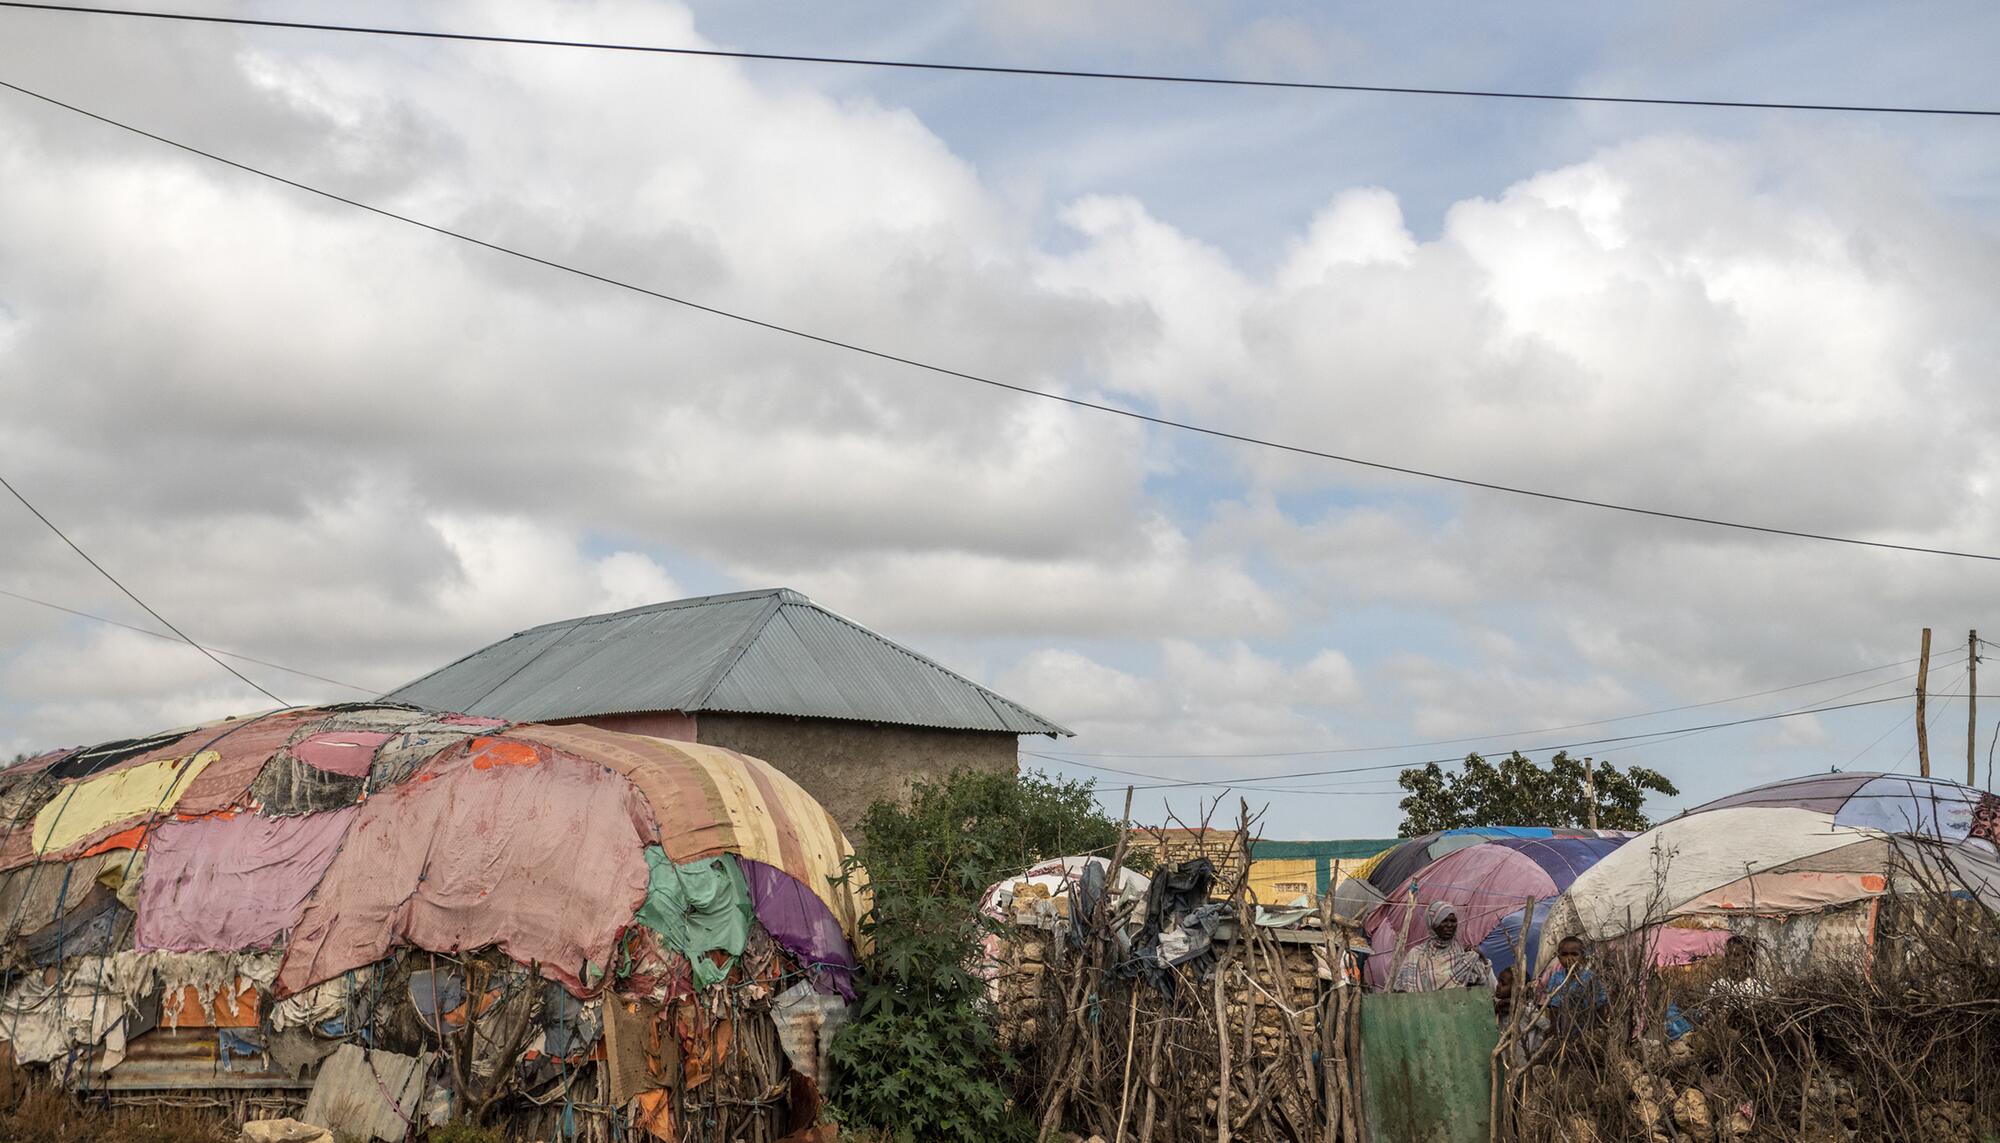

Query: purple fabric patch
[[742, 859, 856, 998], [136, 808, 358, 952], [289, 732, 394, 777], [1686, 772, 1874, 816]]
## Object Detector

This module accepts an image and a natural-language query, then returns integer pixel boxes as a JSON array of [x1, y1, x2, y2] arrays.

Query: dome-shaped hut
[[0, 702, 867, 1140], [1538, 772, 2000, 973]]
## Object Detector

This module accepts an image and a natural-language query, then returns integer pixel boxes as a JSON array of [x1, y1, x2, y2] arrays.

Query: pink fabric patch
[[289, 732, 394, 777], [136, 808, 359, 952], [276, 741, 655, 998]]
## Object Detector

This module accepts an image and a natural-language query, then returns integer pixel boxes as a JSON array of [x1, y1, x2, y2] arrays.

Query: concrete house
[[384, 588, 1069, 827]]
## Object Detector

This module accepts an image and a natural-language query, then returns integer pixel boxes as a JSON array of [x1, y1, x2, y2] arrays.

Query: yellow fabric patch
[[30, 751, 215, 855]]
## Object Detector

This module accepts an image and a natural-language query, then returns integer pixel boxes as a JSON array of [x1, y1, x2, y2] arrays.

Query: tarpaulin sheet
[[28, 752, 214, 857], [637, 849, 753, 990], [277, 739, 653, 997], [136, 808, 358, 952], [509, 724, 867, 946]]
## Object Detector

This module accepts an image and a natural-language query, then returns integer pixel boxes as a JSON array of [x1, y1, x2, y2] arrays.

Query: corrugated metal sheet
[[1359, 989, 1497, 1143], [91, 1029, 312, 1091], [384, 589, 1068, 736]]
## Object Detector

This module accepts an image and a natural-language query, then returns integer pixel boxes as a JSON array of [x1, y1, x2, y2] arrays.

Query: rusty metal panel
[[1359, 988, 1497, 1143], [93, 1028, 311, 1091]]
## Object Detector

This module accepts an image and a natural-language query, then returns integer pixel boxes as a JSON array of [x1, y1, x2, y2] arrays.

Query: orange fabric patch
[[467, 738, 543, 770], [634, 1089, 674, 1141], [80, 825, 149, 857], [165, 982, 259, 1028]]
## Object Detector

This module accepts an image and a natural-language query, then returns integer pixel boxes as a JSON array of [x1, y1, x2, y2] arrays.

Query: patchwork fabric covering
[[1361, 836, 1627, 989], [0, 702, 869, 1106], [1356, 826, 1634, 898], [1538, 773, 2000, 968]]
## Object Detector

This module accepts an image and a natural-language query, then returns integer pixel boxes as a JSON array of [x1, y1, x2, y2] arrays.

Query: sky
[[2, 1, 1998, 837]]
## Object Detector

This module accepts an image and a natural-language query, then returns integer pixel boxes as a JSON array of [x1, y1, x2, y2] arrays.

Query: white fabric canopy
[[1539, 806, 1884, 964]]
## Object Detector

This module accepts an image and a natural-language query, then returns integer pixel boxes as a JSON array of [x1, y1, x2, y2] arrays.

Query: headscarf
[[1426, 901, 1458, 940]]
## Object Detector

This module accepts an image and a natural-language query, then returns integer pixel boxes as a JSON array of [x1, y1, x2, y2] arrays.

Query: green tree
[[1395, 751, 1677, 836], [830, 769, 1129, 1142]]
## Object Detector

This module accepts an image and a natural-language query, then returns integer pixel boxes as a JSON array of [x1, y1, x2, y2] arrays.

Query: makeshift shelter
[[1361, 836, 1626, 989], [0, 702, 867, 1142], [1354, 827, 1630, 898], [1537, 772, 2000, 972]]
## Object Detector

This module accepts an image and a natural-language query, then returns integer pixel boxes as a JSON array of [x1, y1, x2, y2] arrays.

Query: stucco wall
[[693, 713, 1021, 831], [558, 710, 699, 741]]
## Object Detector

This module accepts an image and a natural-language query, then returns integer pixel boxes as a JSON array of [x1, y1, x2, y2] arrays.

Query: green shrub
[[830, 769, 1129, 1142]]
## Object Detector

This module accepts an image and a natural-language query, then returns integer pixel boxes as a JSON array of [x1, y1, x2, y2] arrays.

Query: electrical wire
[[3, 77, 1999, 564], [1038, 661, 1944, 780], [1032, 693, 1911, 795], [0, 470, 285, 705], [1039, 654, 1941, 760], [1889, 666, 1968, 775], [0, 586, 377, 693], [3, 3, 1998, 119]]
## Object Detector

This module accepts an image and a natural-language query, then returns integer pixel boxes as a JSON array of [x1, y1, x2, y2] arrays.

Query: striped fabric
[[509, 724, 869, 947]]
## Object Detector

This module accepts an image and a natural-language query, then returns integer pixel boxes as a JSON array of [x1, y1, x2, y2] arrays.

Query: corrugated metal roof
[[383, 588, 1069, 736]]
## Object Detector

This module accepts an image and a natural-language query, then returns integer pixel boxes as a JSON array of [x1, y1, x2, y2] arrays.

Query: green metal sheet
[[1249, 838, 1399, 861], [1359, 988, 1497, 1143]]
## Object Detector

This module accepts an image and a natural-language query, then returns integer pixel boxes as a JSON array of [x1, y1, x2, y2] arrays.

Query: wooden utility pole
[[1583, 756, 1599, 829], [1917, 628, 1932, 778], [1970, 629, 1980, 787]]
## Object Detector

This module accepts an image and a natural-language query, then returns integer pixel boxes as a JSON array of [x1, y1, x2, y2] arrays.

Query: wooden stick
[[1113, 993, 1141, 1143], [1319, 892, 1342, 1143], [1214, 955, 1233, 1142], [1918, 627, 1932, 778], [1136, 1011, 1168, 1142]]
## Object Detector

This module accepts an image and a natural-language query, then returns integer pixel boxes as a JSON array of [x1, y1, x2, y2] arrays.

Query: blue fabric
[[1665, 1002, 1694, 1040], [1479, 899, 1555, 976]]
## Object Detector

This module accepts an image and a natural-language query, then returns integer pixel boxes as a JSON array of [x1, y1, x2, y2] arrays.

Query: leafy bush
[[1397, 750, 1678, 835], [830, 769, 1128, 1142]]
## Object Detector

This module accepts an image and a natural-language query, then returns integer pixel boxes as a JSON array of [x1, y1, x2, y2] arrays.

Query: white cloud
[[1, 2, 1994, 836]]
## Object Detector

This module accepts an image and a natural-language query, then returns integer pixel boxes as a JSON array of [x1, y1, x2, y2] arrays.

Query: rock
[[1672, 1087, 1715, 1142], [242, 1120, 335, 1143]]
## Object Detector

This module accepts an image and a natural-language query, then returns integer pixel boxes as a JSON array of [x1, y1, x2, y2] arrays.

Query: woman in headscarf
[[1392, 902, 1496, 992]]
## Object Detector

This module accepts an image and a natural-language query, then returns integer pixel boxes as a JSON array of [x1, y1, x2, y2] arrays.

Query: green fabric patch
[[636, 848, 755, 989]]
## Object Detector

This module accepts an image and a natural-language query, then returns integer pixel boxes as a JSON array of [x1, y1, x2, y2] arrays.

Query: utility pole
[[1584, 755, 1599, 830], [1917, 628, 1932, 778], [1970, 629, 1980, 787]]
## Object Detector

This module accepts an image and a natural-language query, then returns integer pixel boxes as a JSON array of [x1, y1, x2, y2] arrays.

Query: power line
[[1038, 654, 1940, 760], [0, 586, 376, 693], [0, 471, 286, 705], [2, 3, 1997, 119], [3, 80, 1996, 566], [1096, 694, 1912, 792]]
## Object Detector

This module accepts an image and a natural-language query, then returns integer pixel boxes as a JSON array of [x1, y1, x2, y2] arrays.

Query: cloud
[[1, 3, 1993, 836]]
